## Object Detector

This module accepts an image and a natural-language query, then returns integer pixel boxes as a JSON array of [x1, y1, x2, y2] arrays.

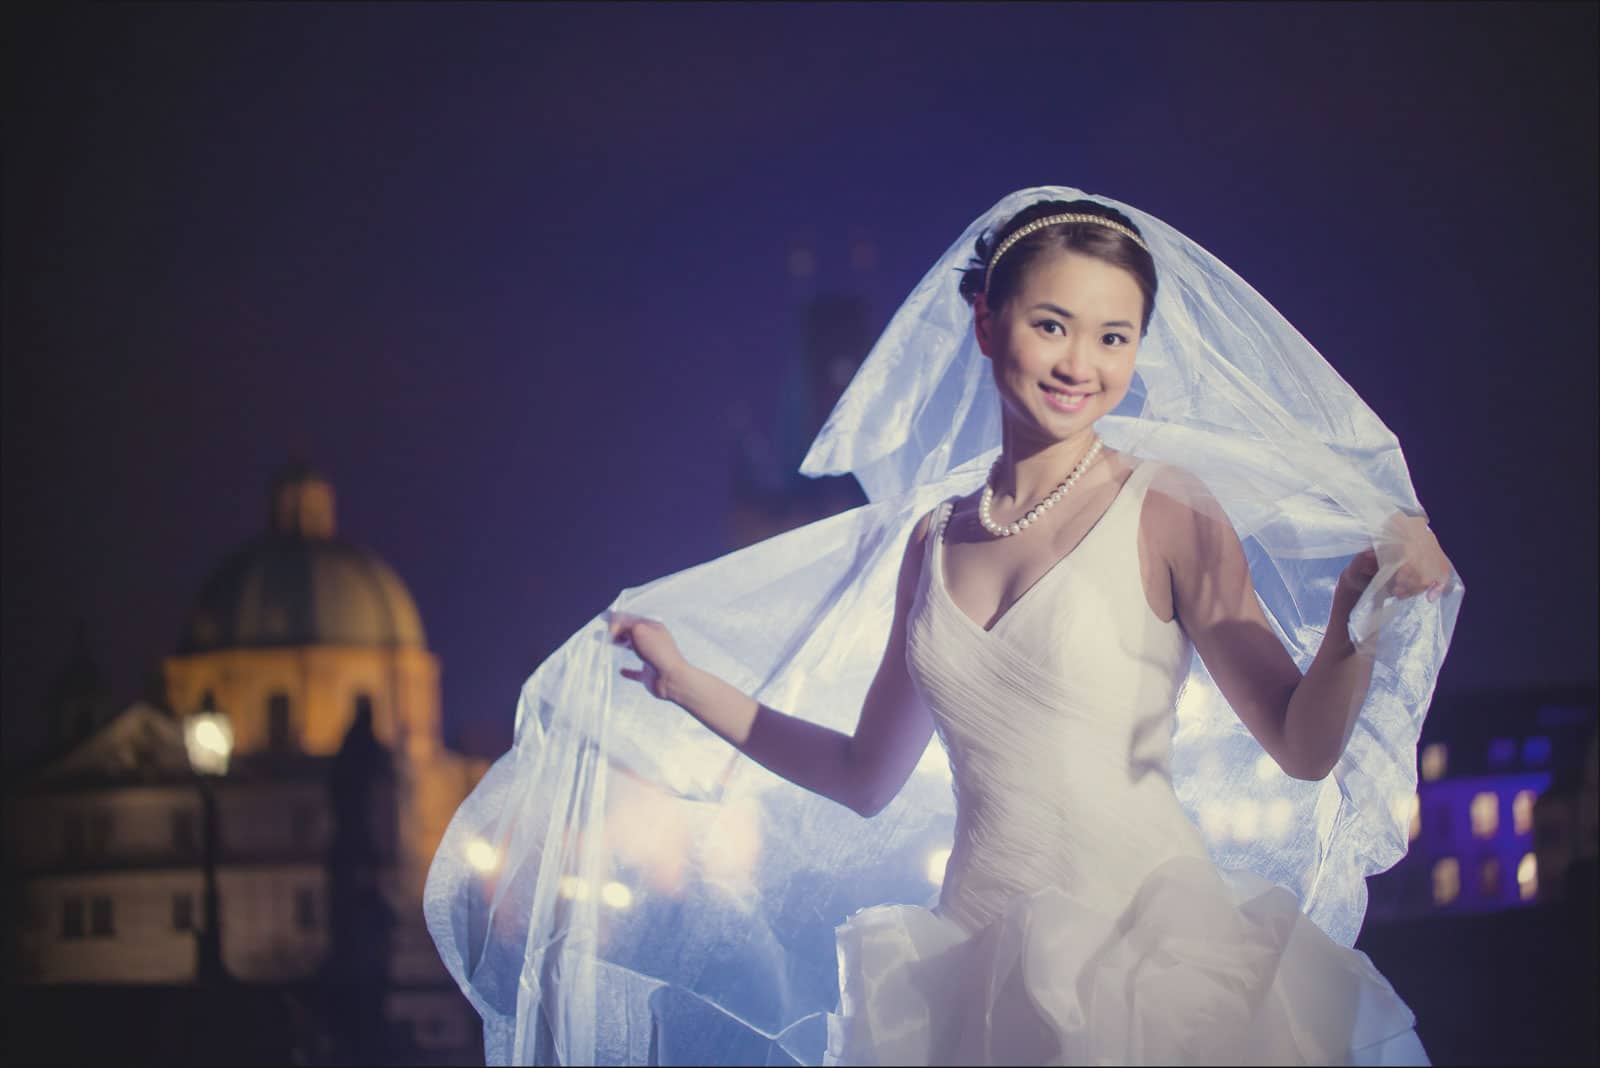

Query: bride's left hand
[[1339, 514, 1455, 603]]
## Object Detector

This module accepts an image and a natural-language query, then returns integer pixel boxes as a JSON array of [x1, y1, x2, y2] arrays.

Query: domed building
[[5, 463, 486, 1063]]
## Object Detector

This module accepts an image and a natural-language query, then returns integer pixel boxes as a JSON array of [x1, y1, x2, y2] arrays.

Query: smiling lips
[[1041, 383, 1095, 414]]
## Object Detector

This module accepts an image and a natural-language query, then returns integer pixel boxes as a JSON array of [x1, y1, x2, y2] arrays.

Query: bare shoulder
[[1140, 461, 1231, 562]]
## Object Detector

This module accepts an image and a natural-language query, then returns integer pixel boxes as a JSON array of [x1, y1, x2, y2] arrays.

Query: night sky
[[4, 2, 1595, 767]]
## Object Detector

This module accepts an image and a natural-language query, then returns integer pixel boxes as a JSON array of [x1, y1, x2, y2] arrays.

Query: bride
[[426, 188, 1461, 1066]]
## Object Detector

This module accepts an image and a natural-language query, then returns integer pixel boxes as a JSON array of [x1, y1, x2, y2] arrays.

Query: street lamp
[[184, 696, 234, 986]]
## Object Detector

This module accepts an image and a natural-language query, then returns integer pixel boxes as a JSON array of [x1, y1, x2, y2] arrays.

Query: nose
[[1052, 335, 1094, 382]]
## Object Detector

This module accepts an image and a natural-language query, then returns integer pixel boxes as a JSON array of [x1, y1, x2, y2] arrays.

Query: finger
[[621, 668, 645, 683]]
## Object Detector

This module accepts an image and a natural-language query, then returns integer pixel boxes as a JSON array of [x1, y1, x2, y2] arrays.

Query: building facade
[[3, 464, 487, 1062]]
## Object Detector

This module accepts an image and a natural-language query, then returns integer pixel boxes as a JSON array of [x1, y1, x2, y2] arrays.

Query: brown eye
[[1102, 332, 1129, 347]]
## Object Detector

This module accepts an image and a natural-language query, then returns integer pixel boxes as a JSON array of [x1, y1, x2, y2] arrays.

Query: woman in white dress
[[425, 188, 1462, 1066]]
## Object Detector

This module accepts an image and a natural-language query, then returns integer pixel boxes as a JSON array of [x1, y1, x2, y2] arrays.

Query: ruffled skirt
[[826, 856, 1426, 1066]]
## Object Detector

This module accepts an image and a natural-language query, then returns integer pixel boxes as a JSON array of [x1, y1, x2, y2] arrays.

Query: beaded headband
[[982, 212, 1150, 301]]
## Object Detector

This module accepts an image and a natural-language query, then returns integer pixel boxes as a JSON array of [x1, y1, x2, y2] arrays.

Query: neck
[[992, 425, 1100, 504]]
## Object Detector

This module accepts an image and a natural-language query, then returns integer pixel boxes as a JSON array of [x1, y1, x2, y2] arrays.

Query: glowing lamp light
[[1513, 790, 1536, 836], [1420, 744, 1447, 782], [1254, 753, 1280, 783], [1517, 853, 1538, 900], [558, 876, 591, 901], [1470, 792, 1500, 839], [184, 713, 234, 776], [600, 881, 634, 910], [465, 838, 500, 875], [925, 848, 952, 886]]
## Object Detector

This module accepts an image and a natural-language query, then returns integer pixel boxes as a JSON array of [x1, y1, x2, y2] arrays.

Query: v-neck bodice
[[905, 459, 1202, 930]]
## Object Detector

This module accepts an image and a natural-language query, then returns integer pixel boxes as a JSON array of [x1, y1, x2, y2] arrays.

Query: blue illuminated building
[[1365, 687, 1598, 921]]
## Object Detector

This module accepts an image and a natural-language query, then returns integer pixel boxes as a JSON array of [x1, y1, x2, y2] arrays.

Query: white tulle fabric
[[825, 471, 1426, 1065], [423, 186, 1461, 1065]]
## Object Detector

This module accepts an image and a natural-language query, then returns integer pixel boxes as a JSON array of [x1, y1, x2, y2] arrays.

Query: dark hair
[[958, 199, 1158, 335]]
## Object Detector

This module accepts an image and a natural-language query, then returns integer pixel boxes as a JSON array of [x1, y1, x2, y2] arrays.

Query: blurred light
[[1231, 800, 1260, 842], [915, 742, 952, 781], [1264, 799, 1295, 842], [849, 240, 877, 272], [558, 876, 590, 901], [1420, 744, 1447, 782], [1408, 794, 1422, 842], [1513, 790, 1537, 836], [788, 247, 816, 278], [1487, 738, 1516, 767], [1432, 858, 1460, 905], [1199, 801, 1230, 841], [1254, 753, 1280, 782], [1391, 792, 1421, 842], [465, 838, 500, 874], [1517, 853, 1538, 900], [1470, 792, 1499, 839], [925, 848, 951, 886], [600, 881, 633, 910], [701, 801, 762, 882], [1522, 736, 1551, 765], [184, 712, 234, 776]]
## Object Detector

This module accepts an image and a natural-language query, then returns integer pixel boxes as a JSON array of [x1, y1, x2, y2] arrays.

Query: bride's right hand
[[608, 612, 690, 701]]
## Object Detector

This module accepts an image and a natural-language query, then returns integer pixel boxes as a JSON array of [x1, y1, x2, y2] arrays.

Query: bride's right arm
[[609, 512, 937, 818]]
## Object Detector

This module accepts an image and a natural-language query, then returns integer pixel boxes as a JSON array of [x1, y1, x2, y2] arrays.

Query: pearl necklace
[[979, 438, 1104, 538]]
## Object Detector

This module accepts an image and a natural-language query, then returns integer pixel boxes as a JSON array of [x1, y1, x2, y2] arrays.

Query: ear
[[973, 294, 997, 361]]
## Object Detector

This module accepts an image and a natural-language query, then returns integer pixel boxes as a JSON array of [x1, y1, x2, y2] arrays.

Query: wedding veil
[[423, 185, 1462, 1065]]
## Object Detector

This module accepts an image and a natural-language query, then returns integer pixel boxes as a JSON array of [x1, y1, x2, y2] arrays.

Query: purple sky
[[4, 3, 1596, 765]]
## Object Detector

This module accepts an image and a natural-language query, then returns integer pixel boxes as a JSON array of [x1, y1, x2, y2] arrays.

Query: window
[[1522, 736, 1552, 765], [1432, 858, 1460, 906], [172, 892, 195, 932], [294, 887, 319, 932], [1420, 744, 1447, 782], [172, 809, 197, 854], [290, 804, 317, 849], [1479, 856, 1500, 898], [1487, 738, 1516, 767], [1517, 853, 1538, 901], [90, 896, 114, 937], [267, 693, 294, 751], [1470, 792, 1500, 839], [88, 811, 113, 856], [1513, 790, 1537, 836], [61, 898, 84, 939], [63, 813, 86, 859]]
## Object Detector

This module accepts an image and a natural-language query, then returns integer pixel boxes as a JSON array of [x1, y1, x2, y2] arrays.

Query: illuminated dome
[[179, 463, 425, 652]]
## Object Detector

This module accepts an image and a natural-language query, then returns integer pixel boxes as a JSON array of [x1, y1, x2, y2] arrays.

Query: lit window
[[1407, 794, 1422, 842], [1421, 744, 1448, 782], [172, 892, 194, 932], [61, 897, 85, 939], [1487, 738, 1517, 767], [90, 896, 114, 937], [1479, 856, 1500, 897], [1432, 858, 1460, 905], [1517, 853, 1538, 900], [1470, 792, 1500, 839], [1522, 736, 1551, 765], [1513, 790, 1537, 836]]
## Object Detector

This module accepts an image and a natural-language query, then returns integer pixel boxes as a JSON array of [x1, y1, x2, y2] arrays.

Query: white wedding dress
[[826, 462, 1428, 1066]]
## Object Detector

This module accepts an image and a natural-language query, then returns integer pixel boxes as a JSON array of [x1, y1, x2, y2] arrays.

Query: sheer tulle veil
[[424, 186, 1462, 1065]]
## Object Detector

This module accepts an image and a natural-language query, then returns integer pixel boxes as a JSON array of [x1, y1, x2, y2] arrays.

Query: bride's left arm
[[1149, 471, 1454, 781]]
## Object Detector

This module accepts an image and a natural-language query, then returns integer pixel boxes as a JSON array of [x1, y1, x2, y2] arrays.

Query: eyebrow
[[1029, 302, 1135, 330]]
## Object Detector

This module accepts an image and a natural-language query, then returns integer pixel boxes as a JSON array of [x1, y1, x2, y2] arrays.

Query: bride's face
[[976, 249, 1144, 444]]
